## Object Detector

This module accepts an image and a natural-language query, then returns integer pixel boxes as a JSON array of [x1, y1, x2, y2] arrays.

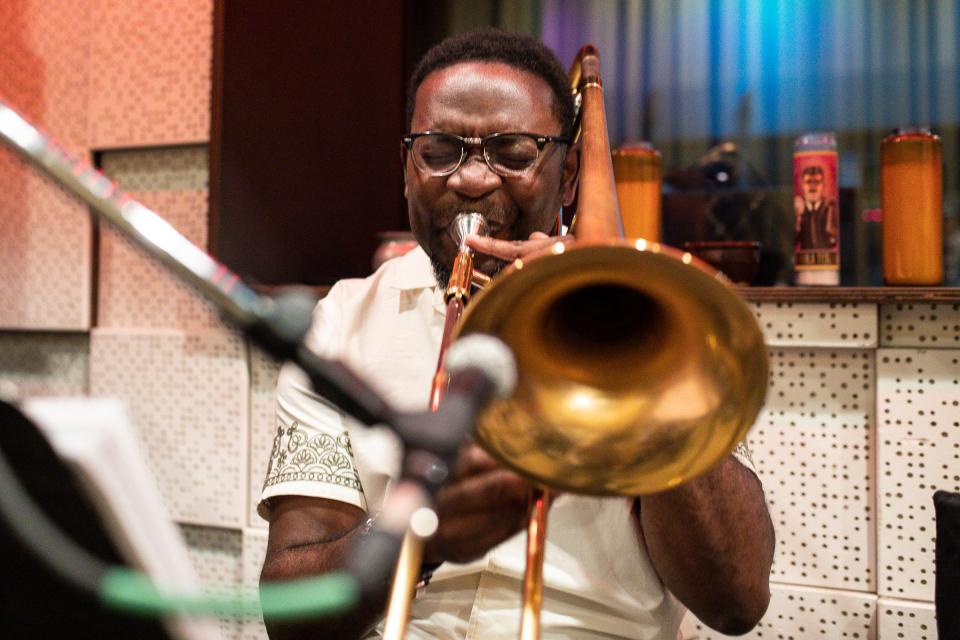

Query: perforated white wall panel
[[248, 346, 282, 528], [0, 332, 89, 397], [0, 0, 92, 330], [241, 528, 269, 640], [877, 347, 960, 601], [749, 302, 877, 348], [182, 524, 243, 640], [690, 584, 877, 639], [97, 147, 222, 331], [877, 597, 937, 640], [90, 330, 248, 528], [89, 0, 213, 147], [880, 302, 960, 348], [753, 347, 876, 590]]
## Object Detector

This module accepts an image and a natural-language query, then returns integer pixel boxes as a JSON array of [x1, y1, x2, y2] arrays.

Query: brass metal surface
[[382, 531, 423, 640], [520, 488, 548, 639], [455, 241, 768, 496]]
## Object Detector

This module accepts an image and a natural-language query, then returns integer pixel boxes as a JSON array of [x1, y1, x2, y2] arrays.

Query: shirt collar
[[386, 245, 439, 291]]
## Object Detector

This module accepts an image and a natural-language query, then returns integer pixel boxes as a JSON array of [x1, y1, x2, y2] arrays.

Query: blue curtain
[[539, 0, 960, 185]]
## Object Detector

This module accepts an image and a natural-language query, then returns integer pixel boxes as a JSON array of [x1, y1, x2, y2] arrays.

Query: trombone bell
[[454, 240, 768, 496]]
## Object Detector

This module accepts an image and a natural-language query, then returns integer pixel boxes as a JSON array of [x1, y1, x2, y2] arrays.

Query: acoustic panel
[[248, 345, 282, 529], [877, 348, 960, 601], [241, 528, 269, 640], [182, 524, 243, 640], [0, 332, 89, 397], [0, 1, 93, 330], [100, 145, 209, 191], [97, 147, 222, 331], [89, 0, 213, 148], [880, 302, 960, 348], [749, 302, 877, 348], [752, 348, 876, 590], [90, 330, 248, 528], [0, 169, 93, 330], [877, 598, 936, 640], [691, 583, 877, 639], [0, 0, 90, 155]]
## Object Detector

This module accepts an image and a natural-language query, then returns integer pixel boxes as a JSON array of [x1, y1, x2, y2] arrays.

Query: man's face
[[803, 171, 824, 203], [403, 62, 577, 276]]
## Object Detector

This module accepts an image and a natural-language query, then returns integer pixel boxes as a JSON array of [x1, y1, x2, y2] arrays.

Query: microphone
[[346, 335, 516, 598], [396, 334, 517, 469]]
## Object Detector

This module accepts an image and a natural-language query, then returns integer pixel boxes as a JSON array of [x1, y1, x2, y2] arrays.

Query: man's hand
[[465, 231, 573, 263], [422, 443, 533, 565]]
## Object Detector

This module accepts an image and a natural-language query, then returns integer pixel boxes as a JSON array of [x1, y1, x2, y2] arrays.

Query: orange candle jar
[[612, 142, 661, 241], [881, 127, 943, 285]]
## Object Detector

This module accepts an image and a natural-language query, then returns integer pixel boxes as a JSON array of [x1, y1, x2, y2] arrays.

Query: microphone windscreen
[[444, 334, 517, 399]]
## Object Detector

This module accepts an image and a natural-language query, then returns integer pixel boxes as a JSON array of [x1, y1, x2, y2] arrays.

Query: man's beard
[[430, 256, 505, 289], [430, 257, 452, 288]]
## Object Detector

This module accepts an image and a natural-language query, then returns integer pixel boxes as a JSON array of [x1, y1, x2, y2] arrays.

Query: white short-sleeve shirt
[[259, 246, 757, 639]]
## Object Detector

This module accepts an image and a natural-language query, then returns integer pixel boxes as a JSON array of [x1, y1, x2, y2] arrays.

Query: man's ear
[[561, 143, 581, 207]]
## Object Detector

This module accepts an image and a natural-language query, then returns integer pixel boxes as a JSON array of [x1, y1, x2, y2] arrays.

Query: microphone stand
[[0, 99, 513, 623]]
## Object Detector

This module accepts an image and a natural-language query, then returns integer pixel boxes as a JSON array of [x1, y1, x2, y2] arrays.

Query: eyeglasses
[[402, 131, 570, 178]]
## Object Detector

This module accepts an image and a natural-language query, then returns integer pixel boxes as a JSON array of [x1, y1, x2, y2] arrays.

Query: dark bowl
[[682, 241, 762, 284]]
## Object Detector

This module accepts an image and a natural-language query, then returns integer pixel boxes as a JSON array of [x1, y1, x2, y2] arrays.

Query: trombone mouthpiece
[[450, 212, 489, 251]]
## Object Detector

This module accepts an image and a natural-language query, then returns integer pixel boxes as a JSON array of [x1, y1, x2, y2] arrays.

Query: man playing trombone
[[259, 28, 774, 640]]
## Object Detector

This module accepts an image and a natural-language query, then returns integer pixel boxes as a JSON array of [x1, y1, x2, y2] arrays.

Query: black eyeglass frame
[[401, 131, 571, 177]]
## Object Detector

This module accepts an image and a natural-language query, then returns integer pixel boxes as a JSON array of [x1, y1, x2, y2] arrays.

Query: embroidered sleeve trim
[[262, 420, 363, 492], [732, 440, 757, 474]]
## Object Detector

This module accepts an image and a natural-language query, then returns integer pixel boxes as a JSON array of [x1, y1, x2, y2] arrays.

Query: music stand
[[0, 400, 170, 639]]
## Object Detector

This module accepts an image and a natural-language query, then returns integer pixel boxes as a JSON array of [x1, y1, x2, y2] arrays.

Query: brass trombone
[[384, 46, 769, 640]]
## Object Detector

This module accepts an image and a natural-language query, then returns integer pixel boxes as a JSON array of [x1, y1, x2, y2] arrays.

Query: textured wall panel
[[241, 528, 269, 640], [182, 524, 243, 640], [752, 348, 875, 590], [89, 0, 213, 147], [877, 598, 936, 640], [0, 0, 92, 329], [880, 302, 960, 348], [749, 302, 877, 348], [101, 145, 209, 191], [0, 332, 88, 397], [877, 348, 960, 601], [248, 346, 282, 529], [97, 147, 223, 331], [90, 330, 248, 528], [691, 583, 877, 639]]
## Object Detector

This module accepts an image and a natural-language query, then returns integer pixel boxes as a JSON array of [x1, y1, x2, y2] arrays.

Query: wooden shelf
[[738, 286, 960, 304]]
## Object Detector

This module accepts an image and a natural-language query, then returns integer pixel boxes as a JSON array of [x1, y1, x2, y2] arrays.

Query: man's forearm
[[261, 524, 388, 640], [637, 455, 774, 635]]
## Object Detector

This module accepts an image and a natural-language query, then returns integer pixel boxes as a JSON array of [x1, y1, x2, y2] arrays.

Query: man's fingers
[[464, 232, 568, 261], [452, 443, 499, 478], [437, 468, 531, 515], [423, 510, 527, 564]]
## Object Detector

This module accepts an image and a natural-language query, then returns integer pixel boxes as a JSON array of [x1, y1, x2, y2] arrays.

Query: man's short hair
[[407, 28, 575, 138], [802, 165, 824, 178]]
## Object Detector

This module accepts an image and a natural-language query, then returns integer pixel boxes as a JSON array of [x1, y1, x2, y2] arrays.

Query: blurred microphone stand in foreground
[[0, 98, 513, 628]]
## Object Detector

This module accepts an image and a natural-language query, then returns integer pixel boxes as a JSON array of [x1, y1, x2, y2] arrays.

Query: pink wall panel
[[97, 147, 223, 330], [89, 0, 213, 148], [248, 346, 281, 528], [0, 0, 92, 329], [90, 329, 249, 528]]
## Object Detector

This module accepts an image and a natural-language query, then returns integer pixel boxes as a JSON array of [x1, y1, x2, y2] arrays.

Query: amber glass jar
[[881, 127, 943, 285], [612, 142, 661, 241]]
